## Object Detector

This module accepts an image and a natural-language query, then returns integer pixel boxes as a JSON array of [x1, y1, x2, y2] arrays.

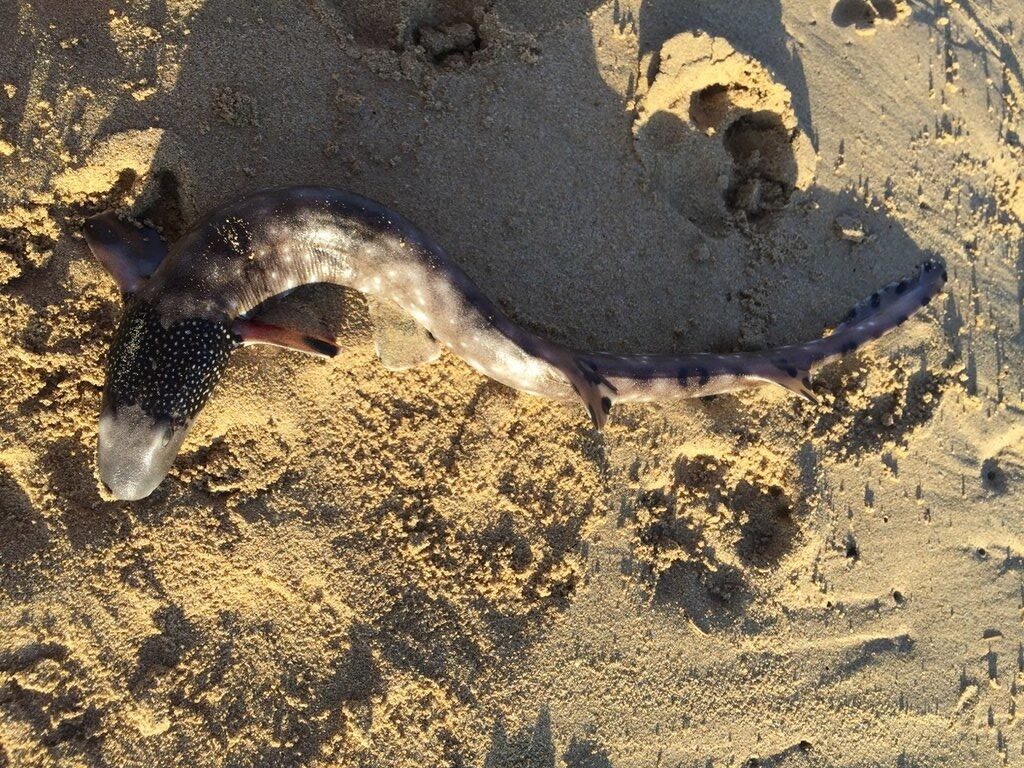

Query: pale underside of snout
[[98, 403, 192, 500]]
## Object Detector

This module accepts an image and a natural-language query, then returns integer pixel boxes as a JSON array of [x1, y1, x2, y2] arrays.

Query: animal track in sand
[[832, 0, 910, 35], [632, 31, 816, 237], [630, 448, 807, 631], [978, 425, 1023, 497], [0, 467, 48, 569], [322, 0, 537, 78], [413, 16, 483, 67], [981, 457, 1009, 495], [810, 351, 952, 461], [0, 640, 106, 761]]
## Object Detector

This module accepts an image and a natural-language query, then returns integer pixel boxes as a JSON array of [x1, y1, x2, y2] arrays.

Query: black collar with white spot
[[105, 301, 239, 427]]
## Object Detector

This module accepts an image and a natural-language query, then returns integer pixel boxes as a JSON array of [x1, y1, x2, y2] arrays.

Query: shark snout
[[98, 404, 189, 500]]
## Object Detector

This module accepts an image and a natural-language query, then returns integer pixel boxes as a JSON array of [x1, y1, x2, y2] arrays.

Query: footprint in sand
[[632, 31, 817, 237], [831, 0, 910, 35], [631, 447, 808, 631], [320, 0, 530, 77]]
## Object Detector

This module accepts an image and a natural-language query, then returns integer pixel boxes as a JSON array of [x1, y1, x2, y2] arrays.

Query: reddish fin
[[232, 318, 339, 358], [83, 211, 167, 294]]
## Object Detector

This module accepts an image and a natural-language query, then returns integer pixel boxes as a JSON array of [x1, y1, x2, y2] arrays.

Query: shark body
[[85, 186, 947, 499]]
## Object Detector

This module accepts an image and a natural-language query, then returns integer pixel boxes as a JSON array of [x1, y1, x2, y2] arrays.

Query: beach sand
[[1, 0, 1023, 765]]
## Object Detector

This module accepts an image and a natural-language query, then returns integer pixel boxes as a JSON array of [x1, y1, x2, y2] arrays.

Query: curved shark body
[[84, 186, 947, 499]]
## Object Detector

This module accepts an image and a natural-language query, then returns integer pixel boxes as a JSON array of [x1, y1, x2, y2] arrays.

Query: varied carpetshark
[[84, 186, 947, 500]]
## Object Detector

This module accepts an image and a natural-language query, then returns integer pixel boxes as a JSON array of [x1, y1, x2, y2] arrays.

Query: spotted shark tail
[[756, 258, 948, 399], [573, 259, 948, 426]]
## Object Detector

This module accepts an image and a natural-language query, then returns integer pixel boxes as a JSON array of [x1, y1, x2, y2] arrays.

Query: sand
[[1, 0, 1023, 765]]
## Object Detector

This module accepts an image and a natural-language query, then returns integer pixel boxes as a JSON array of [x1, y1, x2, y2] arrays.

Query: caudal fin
[[756, 259, 947, 399], [825, 258, 947, 357], [834, 259, 947, 338]]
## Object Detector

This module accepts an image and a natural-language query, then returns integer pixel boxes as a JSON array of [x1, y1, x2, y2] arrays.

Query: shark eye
[[161, 424, 174, 448]]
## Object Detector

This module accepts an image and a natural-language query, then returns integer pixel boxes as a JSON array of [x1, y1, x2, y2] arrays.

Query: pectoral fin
[[232, 318, 339, 358], [83, 211, 167, 294], [366, 296, 441, 371]]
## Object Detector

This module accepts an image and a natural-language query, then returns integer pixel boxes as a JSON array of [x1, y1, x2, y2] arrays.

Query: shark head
[[98, 299, 237, 500]]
